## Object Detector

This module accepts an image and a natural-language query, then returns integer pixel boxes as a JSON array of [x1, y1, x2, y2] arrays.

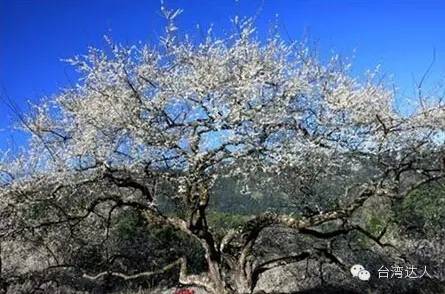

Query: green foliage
[[397, 184, 445, 235], [207, 211, 250, 231], [366, 215, 386, 235], [206, 211, 251, 241], [116, 210, 142, 240], [114, 210, 206, 275], [151, 225, 206, 274]]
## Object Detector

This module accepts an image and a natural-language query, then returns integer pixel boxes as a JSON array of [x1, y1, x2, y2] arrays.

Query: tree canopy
[[1, 6, 445, 294]]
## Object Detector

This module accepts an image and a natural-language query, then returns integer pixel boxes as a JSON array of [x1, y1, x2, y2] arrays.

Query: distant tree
[[1, 5, 445, 294]]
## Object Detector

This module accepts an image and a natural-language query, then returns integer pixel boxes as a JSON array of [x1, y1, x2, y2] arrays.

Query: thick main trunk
[[204, 259, 252, 294], [206, 258, 231, 294]]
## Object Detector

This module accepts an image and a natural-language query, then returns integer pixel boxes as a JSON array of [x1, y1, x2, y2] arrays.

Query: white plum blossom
[[1, 7, 445, 294]]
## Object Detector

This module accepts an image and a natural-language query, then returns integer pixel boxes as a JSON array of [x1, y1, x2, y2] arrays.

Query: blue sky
[[1, 0, 445, 151]]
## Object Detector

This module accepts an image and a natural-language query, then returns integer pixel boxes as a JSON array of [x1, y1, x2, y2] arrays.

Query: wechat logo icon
[[350, 264, 371, 281]]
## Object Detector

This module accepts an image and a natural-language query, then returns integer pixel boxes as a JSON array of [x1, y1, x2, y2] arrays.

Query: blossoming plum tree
[[1, 5, 445, 294]]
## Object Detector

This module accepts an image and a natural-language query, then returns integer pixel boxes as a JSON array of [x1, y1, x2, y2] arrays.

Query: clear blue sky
[[1, 0, 445, 151]]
